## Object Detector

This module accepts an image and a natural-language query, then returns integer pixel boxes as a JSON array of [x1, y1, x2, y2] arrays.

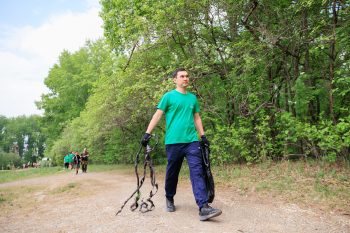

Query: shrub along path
[[0, 170, 349, 233]]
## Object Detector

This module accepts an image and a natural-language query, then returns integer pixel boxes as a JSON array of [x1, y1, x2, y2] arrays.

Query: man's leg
[[82, 163, 86, 172], [186, 142, 222, 221], [165, 144, 185, 202], [185, 142, 208, 209]]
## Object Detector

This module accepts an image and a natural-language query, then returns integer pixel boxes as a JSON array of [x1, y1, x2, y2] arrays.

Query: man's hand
[[200, 135, 210, 147], [141, 133, 152, 147]]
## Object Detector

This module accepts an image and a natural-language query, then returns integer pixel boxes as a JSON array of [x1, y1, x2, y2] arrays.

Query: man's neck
[[176, 87, 187, 94]]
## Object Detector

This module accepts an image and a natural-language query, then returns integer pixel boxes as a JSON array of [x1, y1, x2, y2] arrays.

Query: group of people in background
[[64, 148, 89, 175]]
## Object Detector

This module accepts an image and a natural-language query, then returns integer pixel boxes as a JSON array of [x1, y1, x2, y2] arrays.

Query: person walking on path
[[81, 148, 89, 173], [141, 68, 222, 221], [68, 152, 75, 170], [64, 154, 69, 169], [73, 152, 81, 175]]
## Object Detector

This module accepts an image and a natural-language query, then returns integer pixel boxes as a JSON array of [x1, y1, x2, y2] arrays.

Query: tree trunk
[[328, 0, 338, 124], [291, 56, 298, 117], [302, 8, 317, 123]]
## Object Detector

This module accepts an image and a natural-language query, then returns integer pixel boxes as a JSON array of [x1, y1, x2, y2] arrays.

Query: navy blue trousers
[[165, 141, 208, 209]]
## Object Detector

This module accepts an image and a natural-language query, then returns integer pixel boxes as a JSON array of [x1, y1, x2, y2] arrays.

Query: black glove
[[200, 135, 210, 147], [141, 133, 152, 147]]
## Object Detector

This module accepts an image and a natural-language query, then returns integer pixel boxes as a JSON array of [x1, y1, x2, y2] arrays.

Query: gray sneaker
[[199, 204, 222, 221], [166, 198, 175, 212]]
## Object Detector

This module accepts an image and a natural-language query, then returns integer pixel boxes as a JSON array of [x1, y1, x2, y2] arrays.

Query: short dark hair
[[172, 68, 187, 78]]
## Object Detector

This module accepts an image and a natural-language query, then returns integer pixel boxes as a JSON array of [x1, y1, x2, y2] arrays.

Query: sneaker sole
[[199, 210, 222, 221], [166, 207, 175, 212]]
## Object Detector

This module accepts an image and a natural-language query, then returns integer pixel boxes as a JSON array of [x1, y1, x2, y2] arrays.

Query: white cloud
[[0, 80, 46, 117], [16, 8, 103, 64], [0, 4, 103, 117]]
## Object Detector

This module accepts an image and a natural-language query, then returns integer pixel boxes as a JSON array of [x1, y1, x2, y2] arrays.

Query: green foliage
[[0, 150, 22, 170], [36, 1, 350, 165], [276, 113, 350, 162], [0, 115, 45, 163], [38, 40, 109, 151]]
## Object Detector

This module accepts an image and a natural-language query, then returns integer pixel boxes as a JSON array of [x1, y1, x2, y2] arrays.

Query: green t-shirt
[[157, 89, 200, 144], [68, 153, 74, 163]]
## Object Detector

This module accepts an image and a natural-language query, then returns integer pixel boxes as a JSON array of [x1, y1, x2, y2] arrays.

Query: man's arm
[[194, 112, 205, 136], [146, 109, 164, 134]]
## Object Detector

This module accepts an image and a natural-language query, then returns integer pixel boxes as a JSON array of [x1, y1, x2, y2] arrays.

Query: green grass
[[0, 164, 138, 184], [0, 167, 66, 184], [0, 164, 141, 184], [50, 182, 79, 194], [87, 164, 133, 173], [211, 160, 350, 213], [0, 185, 42, 207]]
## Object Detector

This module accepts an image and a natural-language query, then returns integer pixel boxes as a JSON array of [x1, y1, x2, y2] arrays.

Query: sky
[[0, 0, 104, 117]]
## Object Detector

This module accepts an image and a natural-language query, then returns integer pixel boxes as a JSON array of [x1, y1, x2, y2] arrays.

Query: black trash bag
[[201, 144, 215, 203]]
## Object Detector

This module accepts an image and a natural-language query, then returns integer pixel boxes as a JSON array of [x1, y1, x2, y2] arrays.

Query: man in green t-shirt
[[68, 152, 74, 169], [141, 68, 222, 221], [64, 154, 69, 169]]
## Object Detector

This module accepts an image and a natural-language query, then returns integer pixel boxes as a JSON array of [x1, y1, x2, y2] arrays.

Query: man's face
[[174, 71, 189, 88]]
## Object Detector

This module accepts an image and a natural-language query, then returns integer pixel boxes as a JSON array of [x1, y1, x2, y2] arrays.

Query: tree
[[38, 40, 108, 150], [0, 115, 46, 163]]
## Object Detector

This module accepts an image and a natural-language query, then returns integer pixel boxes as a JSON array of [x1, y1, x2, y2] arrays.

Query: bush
[[276, 112, 350, 162], [207, 111, 350, 165], [0, 150, 22, 170]]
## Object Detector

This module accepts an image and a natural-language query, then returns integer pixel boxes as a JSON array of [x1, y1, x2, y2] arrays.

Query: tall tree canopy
[[0, 115, 45, 163], [38, 40, 110, 150], [42, 0, 349, 165]]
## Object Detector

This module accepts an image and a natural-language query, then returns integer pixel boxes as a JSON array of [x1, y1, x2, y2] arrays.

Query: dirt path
[[0, 170, 349, 233]]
